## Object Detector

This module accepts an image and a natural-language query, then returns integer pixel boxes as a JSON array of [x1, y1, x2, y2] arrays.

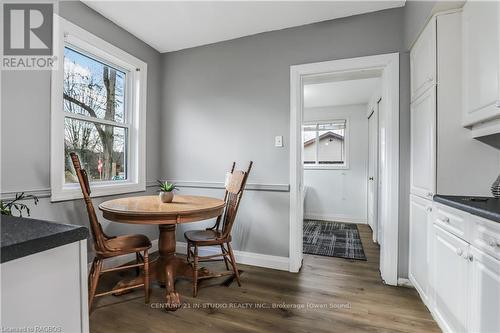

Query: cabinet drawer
[[433, 202, 470, 241], [471, 214, 500, 261]]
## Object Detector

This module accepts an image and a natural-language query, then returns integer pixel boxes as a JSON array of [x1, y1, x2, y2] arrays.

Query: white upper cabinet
[[468, 246, 500, 333], [463, 1, 500, 126], [410, 87, 436, 199], [411, 18, 436, 102]]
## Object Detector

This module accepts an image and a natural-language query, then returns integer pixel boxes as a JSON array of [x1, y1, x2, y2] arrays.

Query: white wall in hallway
[[303, 104, 369, 223]]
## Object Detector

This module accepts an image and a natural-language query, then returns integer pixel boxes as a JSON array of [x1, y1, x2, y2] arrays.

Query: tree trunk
[[102, 67, 116, 180]]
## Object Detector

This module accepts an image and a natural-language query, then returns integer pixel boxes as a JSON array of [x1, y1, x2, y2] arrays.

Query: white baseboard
[[397, 278, 414, 289], [176, 242, 289, 271], [304, 213, 367, 224], [89, 239, 289, 272]]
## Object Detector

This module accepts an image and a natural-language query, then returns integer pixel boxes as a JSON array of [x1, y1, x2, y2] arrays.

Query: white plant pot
[[159, 191, 174, 203]]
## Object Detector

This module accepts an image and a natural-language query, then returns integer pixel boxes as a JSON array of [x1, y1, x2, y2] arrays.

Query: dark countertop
[[1, 215, 88, 263], [434, 195, 500, 223]]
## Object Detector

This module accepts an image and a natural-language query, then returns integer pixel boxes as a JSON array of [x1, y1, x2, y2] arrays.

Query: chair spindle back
[[70, 152, 109, 253], [219, 161, 253, 239]]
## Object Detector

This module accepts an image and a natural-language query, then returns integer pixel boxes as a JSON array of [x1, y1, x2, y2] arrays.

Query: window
[[51, 18, 147, 201], [302, 120, 348, 169]]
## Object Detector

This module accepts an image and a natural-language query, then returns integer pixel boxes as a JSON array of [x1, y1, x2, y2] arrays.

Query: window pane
[[318, 120, 346, 131], [64, 117, 127, 183], [63, 47, 126, 123], [302, 125, 317, 164], [318, 127, 345, 164]]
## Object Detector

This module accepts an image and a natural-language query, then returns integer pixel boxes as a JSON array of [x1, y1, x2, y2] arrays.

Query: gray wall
[[399, 53, 411, 277], [403, 0, 437, 48], [0, 1, 163, 247], [160, 7, 411, 271]]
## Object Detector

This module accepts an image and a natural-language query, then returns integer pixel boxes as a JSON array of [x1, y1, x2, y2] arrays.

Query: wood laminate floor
[[90, 225, 440, 333]]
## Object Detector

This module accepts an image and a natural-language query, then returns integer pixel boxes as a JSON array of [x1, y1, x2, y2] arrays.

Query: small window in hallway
[[302, 120, 347, 168]]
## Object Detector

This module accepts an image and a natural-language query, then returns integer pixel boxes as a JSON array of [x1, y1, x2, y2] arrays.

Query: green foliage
[[0, 192, 39, 217], [157, 180, 178, 192]]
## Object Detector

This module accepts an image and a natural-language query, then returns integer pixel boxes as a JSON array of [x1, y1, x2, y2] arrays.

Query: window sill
[[303, 165, 349, 170], [50, 182, 146, 202]]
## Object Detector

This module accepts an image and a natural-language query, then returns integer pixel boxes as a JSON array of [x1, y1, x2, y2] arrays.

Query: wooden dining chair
[[69, 153, 151, 313], [184, 161, 253, 297]]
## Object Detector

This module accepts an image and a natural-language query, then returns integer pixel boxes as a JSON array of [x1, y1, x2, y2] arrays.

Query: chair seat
[[184, 229, 229, 245], [103, 234, 151, 255]]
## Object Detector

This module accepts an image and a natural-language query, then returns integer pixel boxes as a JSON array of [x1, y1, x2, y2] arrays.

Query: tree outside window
[[63, 47, 127, 183]]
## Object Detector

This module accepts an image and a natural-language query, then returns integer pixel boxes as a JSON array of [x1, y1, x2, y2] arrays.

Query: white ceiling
[[304, 77, 381, 108], [82, 1, 405, 53]]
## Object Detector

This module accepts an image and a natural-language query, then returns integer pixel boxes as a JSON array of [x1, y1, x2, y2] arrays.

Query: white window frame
[[50, 17, 147, 202], [302, 119, 349, 170]]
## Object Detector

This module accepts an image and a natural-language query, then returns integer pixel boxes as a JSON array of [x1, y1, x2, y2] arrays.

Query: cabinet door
[[463, 1, 500, 126], [410, 87, 436, 199], [433, 224, 469, 333], [468, 246, 500, 333], [411, 18, 436, 102], [409, 195, 432, 303]]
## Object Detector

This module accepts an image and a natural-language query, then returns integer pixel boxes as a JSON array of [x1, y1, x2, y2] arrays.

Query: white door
[[433, 224, 469, 333], [367, 102, 379, 243], [409, 194, 431, 303], [462, 1, 500, 126], [468, 246, 500, 333], [410, 86, 436, 199]]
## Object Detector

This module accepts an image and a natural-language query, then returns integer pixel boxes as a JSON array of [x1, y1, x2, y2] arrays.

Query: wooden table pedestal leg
[[157, 224, 182, 311], [156, 224, 212, 311]]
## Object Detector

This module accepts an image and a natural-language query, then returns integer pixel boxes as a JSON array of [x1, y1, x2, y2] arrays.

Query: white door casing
[[290, 53, 399, 286]]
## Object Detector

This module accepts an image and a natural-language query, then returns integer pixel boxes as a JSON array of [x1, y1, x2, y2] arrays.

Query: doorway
[[367, 97, 381, 244], [289, 53, 400, 286]]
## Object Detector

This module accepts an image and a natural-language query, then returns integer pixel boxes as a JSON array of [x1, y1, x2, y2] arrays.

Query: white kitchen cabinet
[[410, 18, 436, 102], [433, 224, 469, 333], [410, 87, 436, 199], [468, 246, 500, 333], [1, 240, 89, 333], [462, 1, 500, 127], [409, 195, 432, 304]]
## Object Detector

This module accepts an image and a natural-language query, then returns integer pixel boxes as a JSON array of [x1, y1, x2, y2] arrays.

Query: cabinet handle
[[495, 100, 500, 108], [463, 254, 473, 262], [438, 217, 450, 224], [426, 207, 433, 212], [456, 248, 463, 256], [427, 192, 434, 198], [488, 239, 500, 247]]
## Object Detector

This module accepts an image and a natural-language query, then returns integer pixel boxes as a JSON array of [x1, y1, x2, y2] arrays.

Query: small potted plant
[[157, 180, 178, 203]]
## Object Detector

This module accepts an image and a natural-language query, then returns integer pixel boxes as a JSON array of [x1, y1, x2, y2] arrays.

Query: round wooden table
[[99, 195, 225, 310]]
